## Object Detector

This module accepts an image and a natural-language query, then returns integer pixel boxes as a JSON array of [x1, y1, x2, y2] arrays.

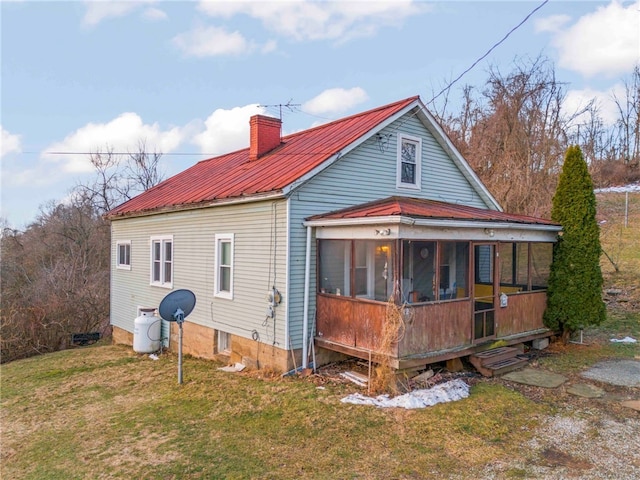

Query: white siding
[[110, 200, 289, 350], [286, 113, 490, 347]]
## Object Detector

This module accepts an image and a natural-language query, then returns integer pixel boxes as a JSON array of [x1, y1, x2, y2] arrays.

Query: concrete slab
[[621, 400, 640, 412], [580, 360, 640, 387], [567, 383, 605, 398], [502, 368, 568, 388]]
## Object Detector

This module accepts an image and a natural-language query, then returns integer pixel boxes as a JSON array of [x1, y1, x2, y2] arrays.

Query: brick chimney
[[249, 115, 282, 161]]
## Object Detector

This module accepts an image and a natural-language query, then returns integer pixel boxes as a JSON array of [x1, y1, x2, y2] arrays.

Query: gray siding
[[286, 114, 490, 347], [110, 200, 289, 348]]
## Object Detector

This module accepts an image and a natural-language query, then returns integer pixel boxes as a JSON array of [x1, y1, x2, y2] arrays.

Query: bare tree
[[612, 65, 640, 166], [1, 141, 165, 362], [75, 141, 164, 215], [1, 199, 110, 362], [440, 57, 572, 216]]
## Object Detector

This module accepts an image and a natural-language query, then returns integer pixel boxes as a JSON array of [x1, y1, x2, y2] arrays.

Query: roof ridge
[[195, 96, 420, 164], [282, 95, 420, 141]]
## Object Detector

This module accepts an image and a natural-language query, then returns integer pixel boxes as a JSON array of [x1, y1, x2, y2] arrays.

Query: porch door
[[473, 243, 497, 343]]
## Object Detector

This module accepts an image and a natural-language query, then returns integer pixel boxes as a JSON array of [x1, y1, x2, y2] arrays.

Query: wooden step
[[474, 355, 528, 377], [485, 356, 529, 376], [469, 347, 519, 369], [469, 347, 529, 377]]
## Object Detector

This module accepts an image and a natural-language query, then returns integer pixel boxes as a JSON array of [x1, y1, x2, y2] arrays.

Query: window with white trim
[[116, 240, 131, 270], [397, 134, 422, 190], [217, 331, 231, 353], [150, 236, 173, 288], [215, 233, 234, 299]]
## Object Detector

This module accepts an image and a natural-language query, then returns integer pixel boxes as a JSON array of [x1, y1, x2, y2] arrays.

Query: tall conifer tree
[[544, 145, 606, 340]]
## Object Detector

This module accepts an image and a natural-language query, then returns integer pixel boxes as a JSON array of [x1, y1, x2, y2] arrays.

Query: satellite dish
[[158, 289, 196, 384], [159, 289, 196, 323]]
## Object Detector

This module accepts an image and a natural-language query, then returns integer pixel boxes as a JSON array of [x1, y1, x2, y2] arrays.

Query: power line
[[426, 0, 549, 106], [39, 151, 212, 156]]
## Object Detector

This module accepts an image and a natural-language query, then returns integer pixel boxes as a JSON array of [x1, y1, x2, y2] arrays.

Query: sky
[[1, 0, 639, 228]]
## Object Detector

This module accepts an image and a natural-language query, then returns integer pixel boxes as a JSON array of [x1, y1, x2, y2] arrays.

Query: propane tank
[[133, 308, 161, 353]]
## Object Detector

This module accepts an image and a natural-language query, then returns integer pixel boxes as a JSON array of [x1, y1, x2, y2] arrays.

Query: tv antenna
[[159, 289, 196, 384], [258, 99, 301, 120]]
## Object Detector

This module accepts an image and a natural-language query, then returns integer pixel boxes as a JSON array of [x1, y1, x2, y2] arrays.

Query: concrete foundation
[[112, 326, 133, 346], [112, 324, 299, 373], [532, 337, 550, 350]]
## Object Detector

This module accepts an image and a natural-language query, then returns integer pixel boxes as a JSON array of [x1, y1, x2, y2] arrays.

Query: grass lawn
[[2, 343, 557, 480], [1, 192, 638, 480]]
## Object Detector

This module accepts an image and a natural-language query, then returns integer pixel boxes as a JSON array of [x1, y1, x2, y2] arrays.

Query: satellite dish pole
[[175, 307, 185, 384], [159, 289, 196, 385]]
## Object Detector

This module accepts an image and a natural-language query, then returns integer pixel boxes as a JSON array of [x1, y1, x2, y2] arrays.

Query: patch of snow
[[218, 363, 246, 372], [594, 182, 640, 193], [610, 336, 637, 343], [341, 379, 469, 409]]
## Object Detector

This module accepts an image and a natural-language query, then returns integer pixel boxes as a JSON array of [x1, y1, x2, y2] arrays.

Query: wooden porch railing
[[316, 290, 548, 361]]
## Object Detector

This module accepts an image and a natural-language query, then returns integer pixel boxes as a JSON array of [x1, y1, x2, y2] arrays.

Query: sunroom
[[304, 197, 561, 370]]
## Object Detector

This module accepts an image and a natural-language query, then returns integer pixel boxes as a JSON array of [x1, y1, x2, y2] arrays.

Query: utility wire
[[426, 0, 549, 106]]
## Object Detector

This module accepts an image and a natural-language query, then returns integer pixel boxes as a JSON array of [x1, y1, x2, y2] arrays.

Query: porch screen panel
[[499, 243, 529, 292], [354, 240, 393, 301], [402, 240, 435, 302], [439, 241, 469, 299], [373, 242, 393, 302], [319, 240, 350, 296], [530, 243, 553, 290]]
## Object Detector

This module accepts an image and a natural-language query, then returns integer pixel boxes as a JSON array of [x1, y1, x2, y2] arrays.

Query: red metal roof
[[106, 96, 419, 218], [306, 196, 559, 226]]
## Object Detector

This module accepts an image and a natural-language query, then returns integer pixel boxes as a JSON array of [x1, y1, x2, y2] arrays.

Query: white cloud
[[41, 113, 190, 174], [197, 0, 426, 43], [142, 7, 168, 22], [534, 14, 571, 33], [193, 104, 266, 154], [172, 26, 258, 57], [82, 0, 158, 27], [302, 87, 369, 116], [547, 1, 640, 77], [564, 84, 625, 127], [1, 126, 21, 158]]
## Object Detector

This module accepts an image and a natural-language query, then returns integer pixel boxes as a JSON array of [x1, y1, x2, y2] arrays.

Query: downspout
[[302, 225, 312, 369]]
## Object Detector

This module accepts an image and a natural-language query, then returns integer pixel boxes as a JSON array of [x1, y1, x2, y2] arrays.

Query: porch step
[[469, 347, 527, 377]]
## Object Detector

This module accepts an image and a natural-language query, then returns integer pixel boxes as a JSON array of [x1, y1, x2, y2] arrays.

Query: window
[[475, 244, 493, 284], [317, 240, 393, 302], [402, 241, 436, 302], [217, 331, 231, 353], [319, 240, 351, 296], [397, 134, 422, 189], [530, 243, 553, 290], [215, 234, 234, 299], [116, 241, 131, 270], [355, 240, 393, 301], [439, 242, 469, 300], [150, 236, 173, 288], [497, 242, 554, 292], [499, 243, 529, 291]]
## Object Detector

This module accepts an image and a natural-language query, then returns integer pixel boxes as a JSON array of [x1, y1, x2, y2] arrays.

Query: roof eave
[[105, 191, 286, 220], [304, 215, 561, 232]]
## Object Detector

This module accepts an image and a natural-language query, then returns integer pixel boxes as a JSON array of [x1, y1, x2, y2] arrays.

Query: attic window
[[397, 134, 422, 190]]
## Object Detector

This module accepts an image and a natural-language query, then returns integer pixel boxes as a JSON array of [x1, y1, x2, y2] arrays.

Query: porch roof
[[305, 196, 560, 229]]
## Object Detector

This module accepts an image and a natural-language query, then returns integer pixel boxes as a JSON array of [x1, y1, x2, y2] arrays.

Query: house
[[106, 96, 560, 373]]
